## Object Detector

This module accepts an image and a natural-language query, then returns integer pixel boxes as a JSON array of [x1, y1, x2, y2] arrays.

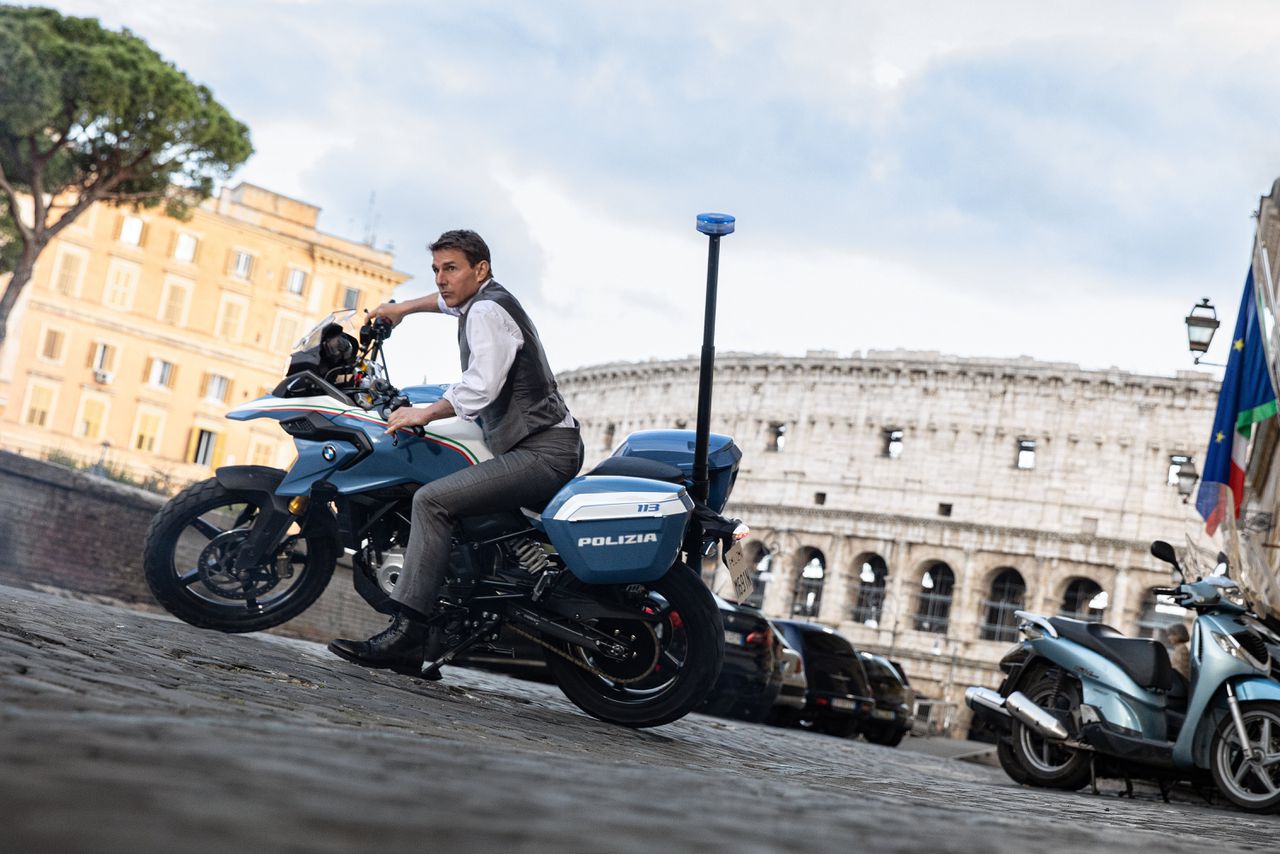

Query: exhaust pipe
[[964, 686, 1010, 718], [1005, 691, 1069, 741]]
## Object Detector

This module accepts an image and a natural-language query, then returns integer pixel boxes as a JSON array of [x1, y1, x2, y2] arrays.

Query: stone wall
[[0, 450, 383, 642]]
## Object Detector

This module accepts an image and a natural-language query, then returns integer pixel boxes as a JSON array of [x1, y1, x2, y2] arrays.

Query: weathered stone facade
[[559, 351, 1220, 733]]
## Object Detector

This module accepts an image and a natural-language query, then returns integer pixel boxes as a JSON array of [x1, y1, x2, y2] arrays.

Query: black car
[[770, 620, 875, 737], [697, 595, 783, 722], [858, 651, 913, 747]]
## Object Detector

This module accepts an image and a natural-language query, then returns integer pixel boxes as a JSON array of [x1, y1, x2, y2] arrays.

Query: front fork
[[1226, 683, 1262, 762]]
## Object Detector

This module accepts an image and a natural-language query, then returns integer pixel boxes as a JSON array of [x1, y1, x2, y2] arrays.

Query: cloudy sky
[[42, 0, 1280, 381]]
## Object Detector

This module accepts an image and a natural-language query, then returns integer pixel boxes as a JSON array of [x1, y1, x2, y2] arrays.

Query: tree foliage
[[0, 5, 252, 345]]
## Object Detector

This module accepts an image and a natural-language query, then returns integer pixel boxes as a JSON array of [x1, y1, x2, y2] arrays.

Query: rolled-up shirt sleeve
[[442, 300, 523, 421]]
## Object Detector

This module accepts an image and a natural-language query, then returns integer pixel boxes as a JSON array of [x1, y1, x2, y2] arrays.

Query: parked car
[[698, 595, 784, 722], [770, 624, 807, 715], [858, 651, 914, 747], [770, 620, 875, 737]]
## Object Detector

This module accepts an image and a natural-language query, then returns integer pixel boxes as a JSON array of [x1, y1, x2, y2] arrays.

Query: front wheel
[[544, 565, 724, 728], [1211, 701, 1280, 812], [142, 478, 336, 633]]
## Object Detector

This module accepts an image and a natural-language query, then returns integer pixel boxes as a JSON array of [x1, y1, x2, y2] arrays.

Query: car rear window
[[801, 631, 854, 656]]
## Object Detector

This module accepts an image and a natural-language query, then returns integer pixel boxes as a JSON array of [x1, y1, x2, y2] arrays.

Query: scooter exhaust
[[964, 686, 1010, 718], [1005, 691, 1069, 741]]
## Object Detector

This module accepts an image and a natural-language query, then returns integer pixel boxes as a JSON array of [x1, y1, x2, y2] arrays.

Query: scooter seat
[[1049, 617, 1173, 692], [585, 456, 686, 484]]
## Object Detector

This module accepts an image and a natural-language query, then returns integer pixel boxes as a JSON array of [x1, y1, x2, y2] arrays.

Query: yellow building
[[0, 183, 409, 488]]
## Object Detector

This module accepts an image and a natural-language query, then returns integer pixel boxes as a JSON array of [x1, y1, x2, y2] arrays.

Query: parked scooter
[[966, 538, 1280, 811]]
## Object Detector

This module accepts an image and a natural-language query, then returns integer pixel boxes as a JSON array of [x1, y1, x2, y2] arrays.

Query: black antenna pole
[[691, 213, 735, 504]]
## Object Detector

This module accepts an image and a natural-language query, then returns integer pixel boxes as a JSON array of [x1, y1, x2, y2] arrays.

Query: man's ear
[[475, 259, 491, 280]]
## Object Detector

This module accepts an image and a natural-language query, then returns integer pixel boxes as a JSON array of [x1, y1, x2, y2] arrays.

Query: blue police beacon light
[[690, 212, 735, 506], [696, 212, 736, 236]]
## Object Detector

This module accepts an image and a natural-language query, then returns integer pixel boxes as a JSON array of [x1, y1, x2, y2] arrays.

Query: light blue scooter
[[966, 540, 1280, 811]]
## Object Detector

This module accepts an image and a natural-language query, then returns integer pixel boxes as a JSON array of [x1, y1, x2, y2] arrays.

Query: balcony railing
[[980, 598, 1024, 642], [913, 591, 952, 634], [850, 587, 886, 625]]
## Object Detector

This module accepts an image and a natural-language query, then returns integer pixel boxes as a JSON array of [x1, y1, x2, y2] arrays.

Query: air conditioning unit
[[93, 369, 113, 385]]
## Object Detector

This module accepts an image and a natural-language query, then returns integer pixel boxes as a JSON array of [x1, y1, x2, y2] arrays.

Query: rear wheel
[[1211, 701, 1280, 812], [865, 724, 907, 747], [1008, 670, 1090, 790], [544, 565, 723, 728], [143, 478, 336, 633]]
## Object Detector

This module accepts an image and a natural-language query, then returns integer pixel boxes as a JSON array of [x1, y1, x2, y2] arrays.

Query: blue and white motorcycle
[[143, 309, 751, 727], [966, 531, 1280, 811]]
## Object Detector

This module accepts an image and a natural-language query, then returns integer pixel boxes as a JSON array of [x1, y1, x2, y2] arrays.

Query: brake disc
[[197, 529, 280, 599]]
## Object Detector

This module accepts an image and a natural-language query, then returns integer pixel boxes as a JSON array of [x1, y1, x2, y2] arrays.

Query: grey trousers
[[390, 427, 584, 615]]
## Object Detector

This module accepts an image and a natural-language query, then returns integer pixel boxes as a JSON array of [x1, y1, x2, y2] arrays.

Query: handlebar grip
[[1151, 587, 1179, 596]]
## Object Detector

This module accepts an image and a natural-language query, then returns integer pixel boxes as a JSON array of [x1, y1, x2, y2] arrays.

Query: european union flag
[[1196, 267, 1278, 534]]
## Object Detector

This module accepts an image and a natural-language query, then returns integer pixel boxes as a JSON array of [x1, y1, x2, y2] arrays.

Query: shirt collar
[[457, 278, 494, 315]]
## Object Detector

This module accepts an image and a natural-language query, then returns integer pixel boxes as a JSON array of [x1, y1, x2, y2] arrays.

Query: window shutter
[[211, 432, 227, 468], [185, 429, 199, 463], [199, 372, 209, 398], [167, 364, 179, 390], [86, 342, 97, 369], [142, 357, 153, 383]]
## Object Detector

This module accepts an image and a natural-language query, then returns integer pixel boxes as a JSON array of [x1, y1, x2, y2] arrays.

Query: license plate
[[722, 540, 753, 602], [723, 630, 744, 646], [831, 697, 855, 711], [872, 709, 894, 720]]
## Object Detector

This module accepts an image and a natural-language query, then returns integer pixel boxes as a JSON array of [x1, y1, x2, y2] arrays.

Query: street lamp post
[[1186, 298, 1223, 366]]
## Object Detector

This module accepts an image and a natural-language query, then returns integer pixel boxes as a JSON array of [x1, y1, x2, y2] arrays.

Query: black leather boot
[[328, 611, 429, 675]]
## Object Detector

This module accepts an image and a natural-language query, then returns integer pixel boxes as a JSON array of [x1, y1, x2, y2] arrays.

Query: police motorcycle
[[965, 498, 1280, 811], [143, 269, 753, 729]]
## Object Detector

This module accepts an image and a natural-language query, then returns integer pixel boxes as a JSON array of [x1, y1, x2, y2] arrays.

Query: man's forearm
[[396, 294, 442, 315]]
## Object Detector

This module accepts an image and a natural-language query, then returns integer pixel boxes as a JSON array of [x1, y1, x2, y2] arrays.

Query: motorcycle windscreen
[[542, 475, 692, 584]]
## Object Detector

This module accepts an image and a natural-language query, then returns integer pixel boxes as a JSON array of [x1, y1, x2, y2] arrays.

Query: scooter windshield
[[293, 309, 358, 353], [1210, 482, 1280, 623]]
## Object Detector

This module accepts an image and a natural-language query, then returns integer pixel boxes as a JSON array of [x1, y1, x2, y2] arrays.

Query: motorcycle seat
[[459, 510, 538, 541], [585, 456, 686, 484], [1048, 617, 1173, 692]]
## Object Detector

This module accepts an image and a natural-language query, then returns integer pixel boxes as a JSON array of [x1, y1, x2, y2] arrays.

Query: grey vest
[[458, 281, 570, 455]]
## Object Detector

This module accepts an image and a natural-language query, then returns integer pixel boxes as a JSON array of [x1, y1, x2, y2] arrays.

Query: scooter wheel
[[1008, 669, 1091, 790], [1210, 701, 1280, 812]]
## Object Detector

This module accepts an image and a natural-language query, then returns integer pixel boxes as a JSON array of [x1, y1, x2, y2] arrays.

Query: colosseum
[[559, 350, 1220, 735]]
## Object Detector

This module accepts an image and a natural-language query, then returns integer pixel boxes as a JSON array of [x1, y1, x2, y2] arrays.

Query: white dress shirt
[[438, 281, 574, 428]]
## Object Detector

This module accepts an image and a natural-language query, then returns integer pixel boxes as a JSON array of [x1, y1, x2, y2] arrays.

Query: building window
[[23, 383, 55, 428], [75, 396, 108, 441], [341, 286, 361, 310], [203, 373, 231, 403], [814, 491, 827, 506], [883, 428, 904, 459], [790, 549, 825, 617], [118, 215, 144, 247], [159, 279, 191, 327], [133, 411, 163, 453], [743, 543, 772, 610], [146, 358, 176, 389], [850, 554, 889, 627], [40, 327, 65, 362], [232, 250, 254, 281], [286, 268, 308, 296], [602, 422, 616, 450], [1059, 578, 1107, 622], [191, 429, 219, 466], [766, 422, 787, 452], [270, 313, 302, 353], [52, 250, 84, 296], [914, 562, 954, 633], [249, 439, 277, 467], [1016, 438, 1036, 470], [174, 232, 198, 263], [89, 341, 116, 373], [216, 296, 247, 341], [103, 259, 140, 310], [981, 568, 1026, 642], [937, 503, 953, 517]]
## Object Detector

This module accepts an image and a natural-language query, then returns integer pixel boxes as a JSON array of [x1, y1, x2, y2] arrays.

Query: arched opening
[[913, 562, 954, 634], [743, 542, 773, 610], [1136, 588, 1189, 638], [1059, 577, 1107, 621], [980, 568, 1026, 642], [790, 548, 826, 618], [850, 554, 889, 627]]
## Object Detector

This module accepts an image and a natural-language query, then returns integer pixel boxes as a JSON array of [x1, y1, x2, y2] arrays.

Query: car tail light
[[745, 630, 769, 648], [816, 696, 829, 706]]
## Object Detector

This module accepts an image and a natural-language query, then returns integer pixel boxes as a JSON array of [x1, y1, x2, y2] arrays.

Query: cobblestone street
[[1, 584, 1277, 854]]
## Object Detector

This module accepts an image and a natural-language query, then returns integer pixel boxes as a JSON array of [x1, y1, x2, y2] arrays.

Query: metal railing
[[979, 598, 1024, 642], [850, 587, 886, 625], [912, 591, 952, 634]]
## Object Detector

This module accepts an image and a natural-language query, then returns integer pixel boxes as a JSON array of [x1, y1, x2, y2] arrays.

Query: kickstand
[[1118, 777, 1134, 799], [421, 617, 499, 680], [1090, 755, 1099, 796], [1158, 779, 1172, 804]]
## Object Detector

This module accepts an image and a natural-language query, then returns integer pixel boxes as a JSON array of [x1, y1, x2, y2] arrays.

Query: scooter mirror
[[1150, 540, 1177, 564]]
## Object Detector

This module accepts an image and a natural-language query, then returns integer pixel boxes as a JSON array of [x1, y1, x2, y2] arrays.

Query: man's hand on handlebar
[[369, 300, 411, 327], [384, 399, 456, 435]]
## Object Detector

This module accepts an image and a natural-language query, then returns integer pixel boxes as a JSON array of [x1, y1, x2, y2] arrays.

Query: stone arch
[[913, 560, 955, 634], [1058, 576, 1107, 621], [849, 552, 889, 627], [790, 547, 826, 618], [979, 567, 1026, 642]]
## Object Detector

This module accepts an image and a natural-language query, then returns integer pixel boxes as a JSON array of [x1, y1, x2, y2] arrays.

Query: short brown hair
[[430, 229, 492, 275]]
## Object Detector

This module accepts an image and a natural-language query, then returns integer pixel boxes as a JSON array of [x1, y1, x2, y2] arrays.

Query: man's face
[[432, 248, 489, 308]]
